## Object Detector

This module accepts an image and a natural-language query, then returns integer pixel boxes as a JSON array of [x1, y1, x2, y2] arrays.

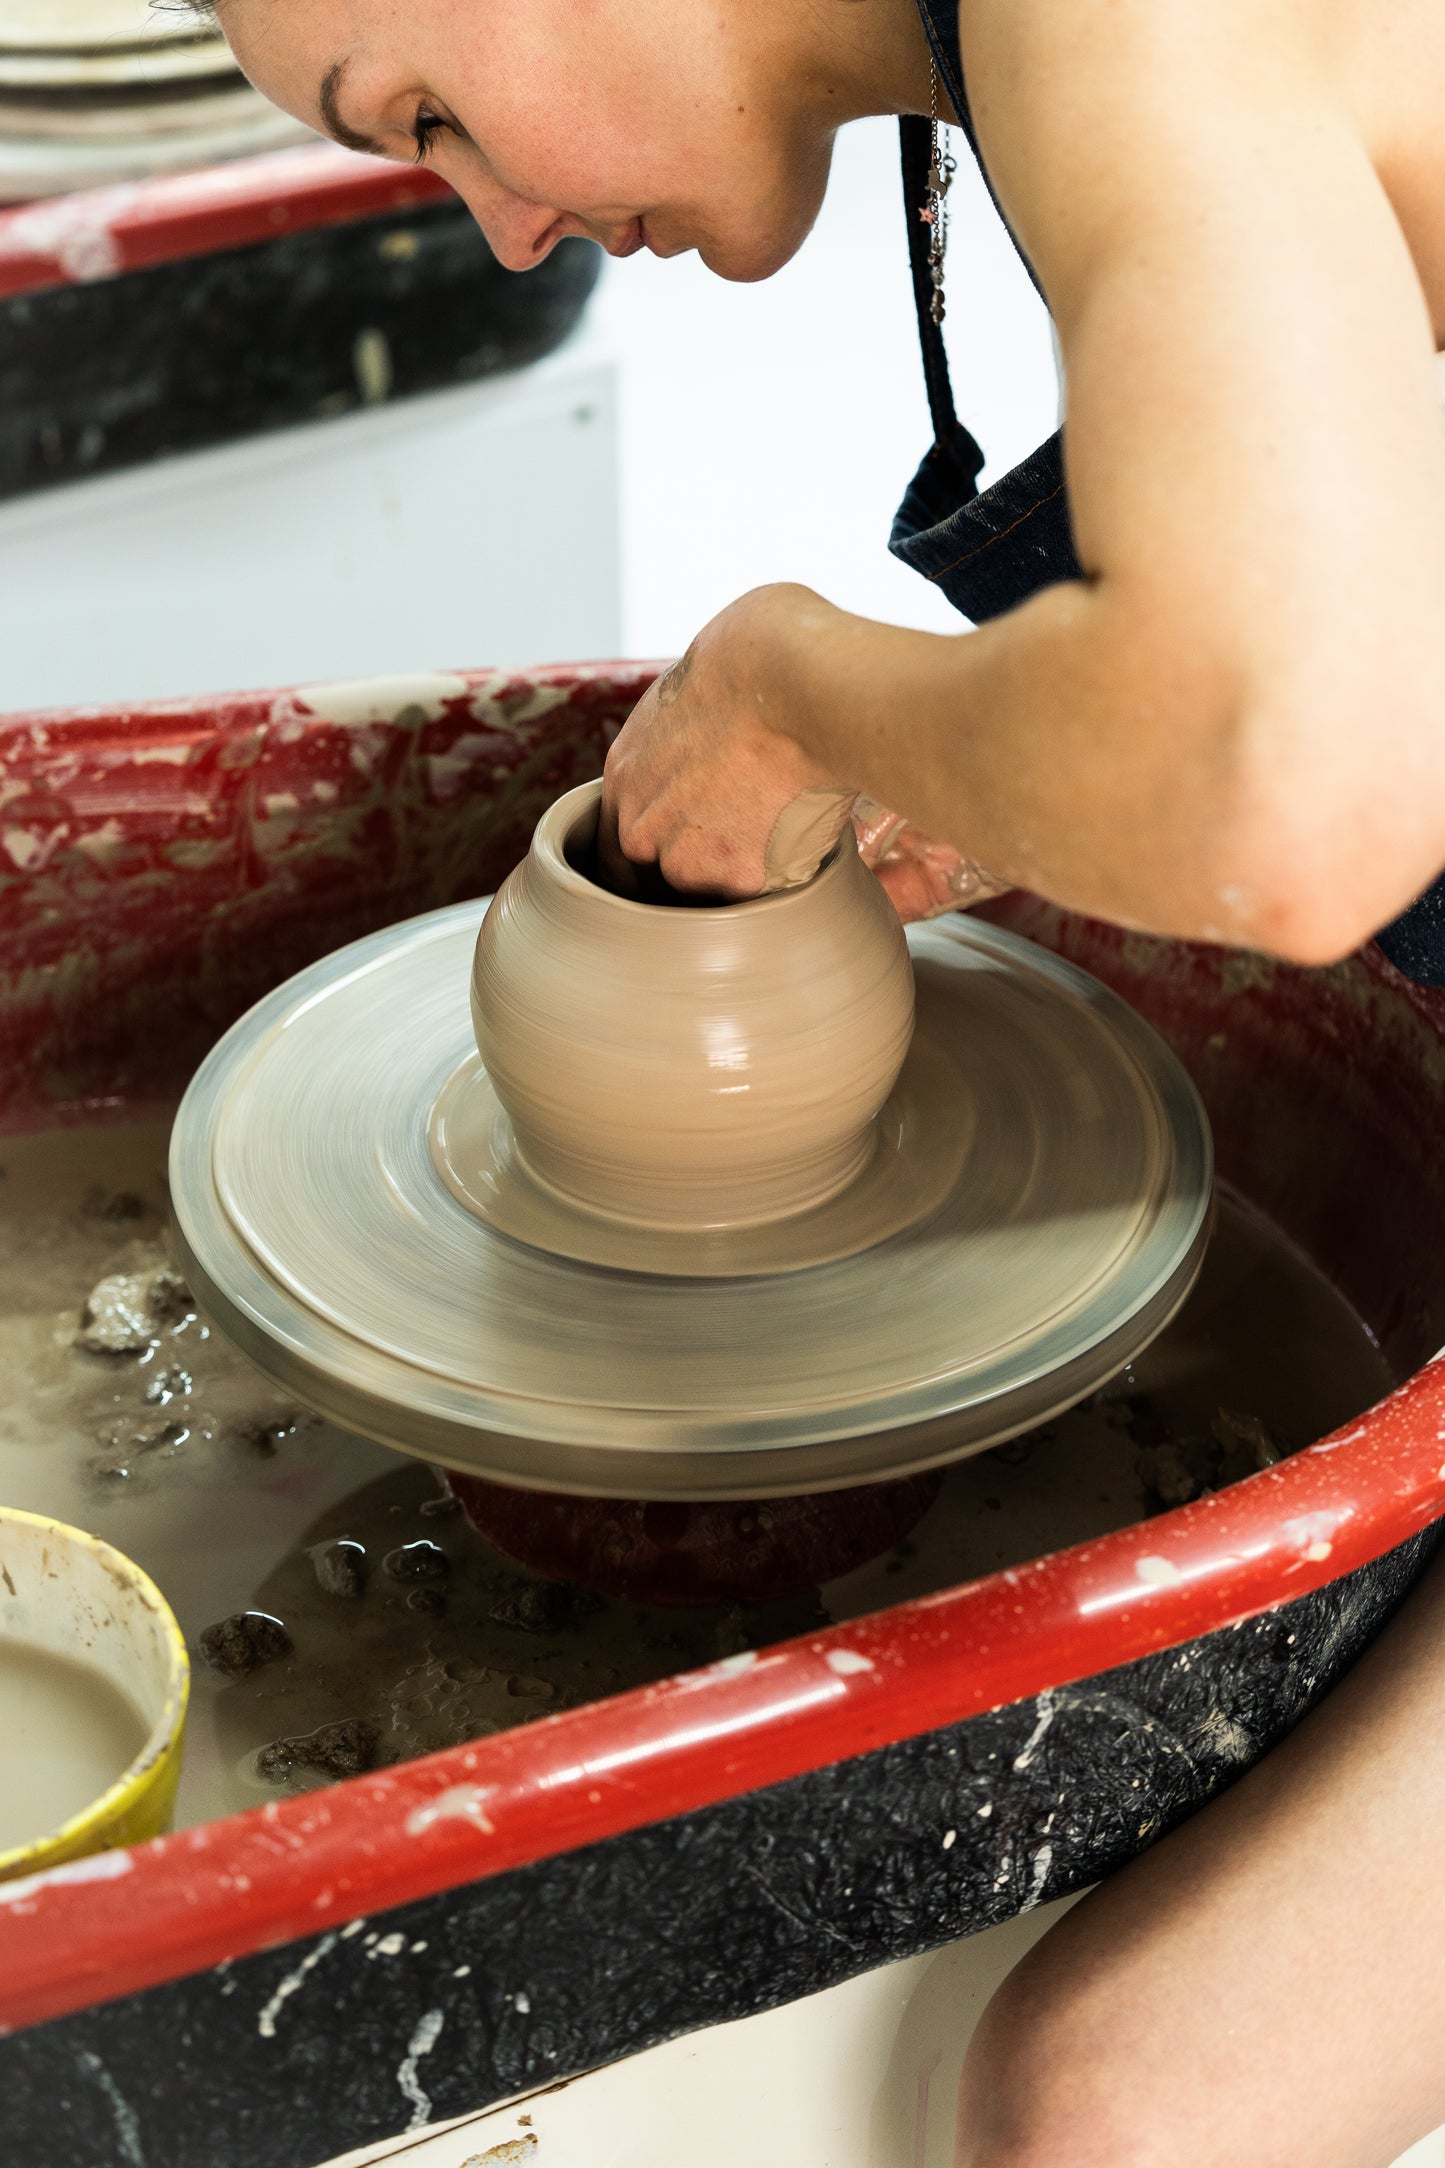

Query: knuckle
[[617, 810, 654, 860], [660, 835, 764, 900]]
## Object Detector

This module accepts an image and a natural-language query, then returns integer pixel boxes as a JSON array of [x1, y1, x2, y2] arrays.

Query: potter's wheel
[[171, 904, 1212, 1499]]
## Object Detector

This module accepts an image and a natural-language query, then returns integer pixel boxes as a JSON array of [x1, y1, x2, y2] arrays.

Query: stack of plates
[[0, 0, 310, 201]]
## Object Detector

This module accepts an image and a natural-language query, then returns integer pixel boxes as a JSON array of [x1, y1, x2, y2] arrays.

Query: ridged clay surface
[[469, 782, 916, 1251]]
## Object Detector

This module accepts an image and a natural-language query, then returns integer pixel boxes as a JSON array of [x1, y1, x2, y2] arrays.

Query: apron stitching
[[923, 479, 1068, 581]]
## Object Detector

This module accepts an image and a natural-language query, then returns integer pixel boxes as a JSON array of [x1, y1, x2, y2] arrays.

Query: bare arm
[[608, 0, 1445, 958]]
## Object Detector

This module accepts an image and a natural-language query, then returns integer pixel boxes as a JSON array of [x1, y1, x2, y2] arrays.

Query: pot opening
[[561, 793, 840, 910], [561, 795, 733, 910]]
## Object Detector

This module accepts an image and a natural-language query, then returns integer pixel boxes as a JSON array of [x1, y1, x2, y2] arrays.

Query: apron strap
[[899, 116, 986, 487], [900, 116, 958, 445], [900, 0, 1050, 479]]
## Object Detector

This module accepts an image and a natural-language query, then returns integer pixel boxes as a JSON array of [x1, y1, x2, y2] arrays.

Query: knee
[[952, 1965, 1166, 2168]]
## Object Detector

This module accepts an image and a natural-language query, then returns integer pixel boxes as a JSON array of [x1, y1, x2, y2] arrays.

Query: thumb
[[762, 785, 858, 892]]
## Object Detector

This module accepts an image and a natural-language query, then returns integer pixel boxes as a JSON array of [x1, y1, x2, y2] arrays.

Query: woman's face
[[224, 0, 845, 280]]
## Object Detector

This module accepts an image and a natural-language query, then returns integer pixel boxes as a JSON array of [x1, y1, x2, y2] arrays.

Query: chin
[[696, 216, 817, 284], [669, 147, 832, 282], [703, 166, 832, 282], [697, 243, 792, 282]]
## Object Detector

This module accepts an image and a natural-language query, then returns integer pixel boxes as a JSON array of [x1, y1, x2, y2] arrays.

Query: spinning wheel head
[[170, 794, 1213, 1501]]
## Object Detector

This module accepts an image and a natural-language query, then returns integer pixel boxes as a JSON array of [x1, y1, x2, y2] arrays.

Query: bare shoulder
[[958, 0, 1331, 206], [958, 0, 1445, 327], [954, 0, 1430, 123], [959, 0, 1314, 122]]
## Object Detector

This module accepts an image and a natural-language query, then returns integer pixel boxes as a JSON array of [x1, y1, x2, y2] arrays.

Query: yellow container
[[0, 1507, 189, 1881]]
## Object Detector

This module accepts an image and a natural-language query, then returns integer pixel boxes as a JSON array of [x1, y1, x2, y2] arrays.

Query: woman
[[208, 0, 1445, 2158]]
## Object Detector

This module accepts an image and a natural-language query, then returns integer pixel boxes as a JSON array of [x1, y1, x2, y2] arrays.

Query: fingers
[[595, 781, 657, 900], [604, 720, 787, 900], [873, 854, 1012, 923], [873, 856, 958, 923], [599, 689, 666, 896], [600, 753, 761, 902], [599, 607, 857, 901], [857, 802, 1012, 923], [652, 824, 765, 902], [851, 795, 909, 869]]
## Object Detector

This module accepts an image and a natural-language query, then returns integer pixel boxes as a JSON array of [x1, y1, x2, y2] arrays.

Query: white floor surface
[[320, 1895, 1445, 2168]]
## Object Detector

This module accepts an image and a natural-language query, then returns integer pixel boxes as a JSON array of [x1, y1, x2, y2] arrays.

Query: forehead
[[220, 0, 353, 99]]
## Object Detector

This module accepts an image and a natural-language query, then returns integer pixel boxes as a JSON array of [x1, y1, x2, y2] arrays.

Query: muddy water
[[0, 1643, 148, 1853], [825, 1195, 1394, 1624], [0, 1123, 1393, 1831]]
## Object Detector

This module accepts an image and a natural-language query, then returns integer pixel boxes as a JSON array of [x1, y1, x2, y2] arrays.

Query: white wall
[[0, 111, 1054, 713], [586, 110, 1059, 657], [0, 350, 619, 712]]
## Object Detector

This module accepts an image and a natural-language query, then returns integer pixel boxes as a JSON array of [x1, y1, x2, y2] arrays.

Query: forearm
[[779, 487, 1445, 963], [780, 580, 1261, 949]]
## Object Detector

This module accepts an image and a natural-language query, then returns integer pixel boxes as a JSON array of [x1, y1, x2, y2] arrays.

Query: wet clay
[[0, 1641, 146, 1852], [429, 1028, 970, 1274], [0, 1121, 402, 1827], [763, 784, 859, 892], [471, 781, 916, 1237]]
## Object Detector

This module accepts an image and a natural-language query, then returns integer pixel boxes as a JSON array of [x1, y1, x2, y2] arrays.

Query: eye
[[412, 105, 448, 163]]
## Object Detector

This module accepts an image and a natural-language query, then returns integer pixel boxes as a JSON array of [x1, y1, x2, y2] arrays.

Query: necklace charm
[[925, 57, 956, 325]]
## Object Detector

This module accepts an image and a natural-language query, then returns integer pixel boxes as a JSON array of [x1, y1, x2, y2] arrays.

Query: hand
[[602, 583, 1011, 922], [851, 796, 1011, 925], [601, 584, 849, 898]]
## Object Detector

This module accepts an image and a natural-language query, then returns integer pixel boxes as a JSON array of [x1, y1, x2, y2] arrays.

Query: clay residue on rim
[[427, 1027, 972, 1275]]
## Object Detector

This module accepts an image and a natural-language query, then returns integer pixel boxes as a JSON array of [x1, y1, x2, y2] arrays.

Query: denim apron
[[891, 0, 1445, 984]]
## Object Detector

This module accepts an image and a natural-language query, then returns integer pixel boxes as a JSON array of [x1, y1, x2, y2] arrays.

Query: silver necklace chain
[[923, 56, 957, 326]]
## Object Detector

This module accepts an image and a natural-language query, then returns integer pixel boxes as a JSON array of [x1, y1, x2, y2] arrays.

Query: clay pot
[[471, 780, 914, 1233]]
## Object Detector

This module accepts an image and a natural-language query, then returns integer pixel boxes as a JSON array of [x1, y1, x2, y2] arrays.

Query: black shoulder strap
[[900, 0, 1048, 477]]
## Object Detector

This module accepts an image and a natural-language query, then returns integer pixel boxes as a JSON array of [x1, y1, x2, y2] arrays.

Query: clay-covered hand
[[851, 796, 1012, 925], [602, 585, 1011, 918], [601, 585, 853, 899]]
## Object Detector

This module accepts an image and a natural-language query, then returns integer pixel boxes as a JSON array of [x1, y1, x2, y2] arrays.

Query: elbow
[[1203, 694, 1435, 970], [1103, 575, 1445, 969], [1207, 819, 1384, 975], [1232, 879, 1375, 971]]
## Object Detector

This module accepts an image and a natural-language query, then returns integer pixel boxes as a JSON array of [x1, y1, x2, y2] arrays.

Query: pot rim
[[533, 778, 846, 920], [0, 1507, 189, 1884]]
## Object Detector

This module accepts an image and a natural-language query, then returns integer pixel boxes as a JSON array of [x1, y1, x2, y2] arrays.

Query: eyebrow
[[319, 58, 384, 157]]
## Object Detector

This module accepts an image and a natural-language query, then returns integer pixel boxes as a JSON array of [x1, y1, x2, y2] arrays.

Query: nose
[[453, 172, 565, 271]]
